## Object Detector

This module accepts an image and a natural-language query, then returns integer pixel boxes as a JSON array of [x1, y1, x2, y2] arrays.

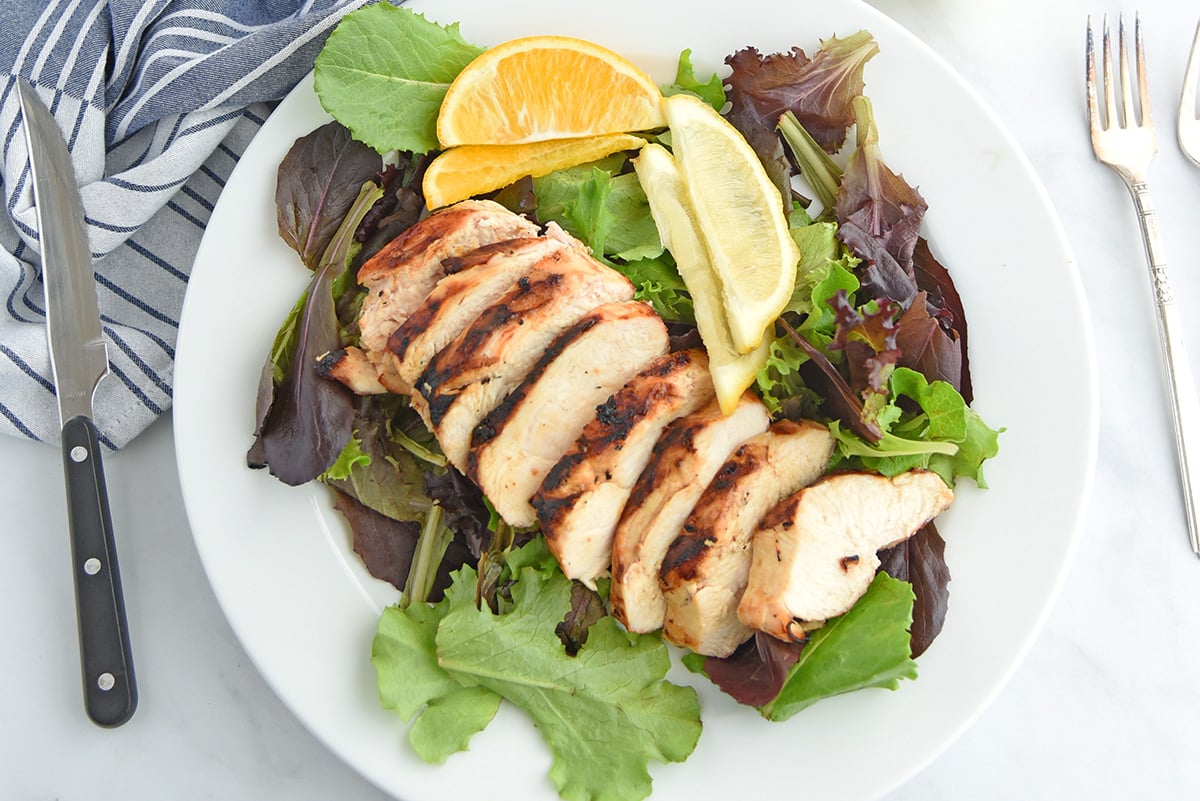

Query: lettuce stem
[[777, 111, 843, 213], [400, 504, 450, 608]]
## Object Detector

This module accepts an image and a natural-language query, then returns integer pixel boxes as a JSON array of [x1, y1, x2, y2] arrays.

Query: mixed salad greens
[[247, 4, 1001, 800]]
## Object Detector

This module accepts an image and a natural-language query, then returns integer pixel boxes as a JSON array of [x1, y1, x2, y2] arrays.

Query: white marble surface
[[4, 0, 1200, 798]]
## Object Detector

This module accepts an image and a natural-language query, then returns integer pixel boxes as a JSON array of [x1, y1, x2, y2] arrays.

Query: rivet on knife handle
[[62, 415, 137, 727]]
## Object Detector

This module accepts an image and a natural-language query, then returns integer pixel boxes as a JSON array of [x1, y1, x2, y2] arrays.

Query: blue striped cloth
[[0, 0, 373, 449]]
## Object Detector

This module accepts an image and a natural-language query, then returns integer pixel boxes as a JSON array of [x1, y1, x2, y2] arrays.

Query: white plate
[[174, 1, 1097, 799]]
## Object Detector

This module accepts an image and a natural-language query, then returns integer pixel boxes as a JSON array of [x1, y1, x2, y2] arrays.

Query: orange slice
[[437, 35, 666, 146], [423, 133, 646, 209]]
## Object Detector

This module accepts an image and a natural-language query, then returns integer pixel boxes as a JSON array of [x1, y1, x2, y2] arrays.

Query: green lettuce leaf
[[314, 4, 483, 153], [662, 48, 726, 110], [830, 366, 1002, 487], [618, 255, 695, 323], [760, 572, 918, 721], [533, 161, 663, 262], [318, 435, 370, 481], [532, 160, 694, 322], [373, 569, 502, 763], [372, 540, 701, 801]]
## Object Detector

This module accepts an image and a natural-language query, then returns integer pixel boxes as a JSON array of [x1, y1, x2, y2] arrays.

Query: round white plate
[[174, 1, 1097, 799]]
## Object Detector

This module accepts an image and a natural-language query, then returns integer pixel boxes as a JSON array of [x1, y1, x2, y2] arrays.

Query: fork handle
[[1130, 183, 1200, 555]]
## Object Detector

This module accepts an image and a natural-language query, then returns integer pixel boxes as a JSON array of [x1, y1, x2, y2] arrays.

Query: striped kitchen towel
[[0, 0, 374, 449]]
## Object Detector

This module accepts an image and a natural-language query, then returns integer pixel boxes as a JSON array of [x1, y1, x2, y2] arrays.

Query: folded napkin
[[0, 0, 372, 449]]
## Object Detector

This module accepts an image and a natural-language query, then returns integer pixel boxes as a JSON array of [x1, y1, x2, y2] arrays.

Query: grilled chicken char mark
[[738, 470, 954, 644], [608, 393, 771, 634], [386, 236, 570, 392], [316, 347, 387, 395], [467, 301, 669, 528], [352, 199, 540, 393], [657, 420, 836, 657], [533, 348, 715, 586], [418, 252, 634, 471]]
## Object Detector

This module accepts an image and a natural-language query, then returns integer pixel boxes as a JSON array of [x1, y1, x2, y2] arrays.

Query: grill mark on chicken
[[356, 200, 538, 349], [317, 347, 387, 395], [607, 394, 771, 634], [387, 237, 566, 374], [532, 349, 714, 584], [419, 272, 567, 414], [418, 262, 635, 474], [737, 470, 954, 642], [354, 200, 540, 392], [466, 301, 669, 527], [656, 419, 835, 656], [356, 200, 536, 285], [657, 450, 762, 581], [439, 236, 542, 274], [537, 350, 710, 504], [469, 313, 603, 451]]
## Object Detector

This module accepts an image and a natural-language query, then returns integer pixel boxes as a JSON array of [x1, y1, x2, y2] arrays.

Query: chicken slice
[[387, 235, 569, 391], [355, 200, 539, 390], [738, 470, 954, 643], [533, 349, 715, 585], [466, 301, 669, 528], [317, 346, 388, 395], [658, 420, 836, 657], [608, 394, 770, 634], [419, 252, 635, 470]]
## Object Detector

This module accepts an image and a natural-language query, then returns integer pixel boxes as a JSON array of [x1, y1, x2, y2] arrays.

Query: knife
[[18, 78, 137, 728]]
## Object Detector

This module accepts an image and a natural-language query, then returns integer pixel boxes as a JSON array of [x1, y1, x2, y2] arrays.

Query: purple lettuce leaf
[[835, 96, 927, 305], [913, 239, 973, 403], [877, 522, 950, 658], [698, 633, 805, 707], [724, 31, 878, 199], [275, 121, 382, 270], [249, 260, 355, 486]]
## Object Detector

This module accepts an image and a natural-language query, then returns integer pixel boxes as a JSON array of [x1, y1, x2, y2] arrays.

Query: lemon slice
[[663, 93, 799, 353], [423, 134, 645, 209], [437, 35, 666, 146], [634, 143, 771, 414]]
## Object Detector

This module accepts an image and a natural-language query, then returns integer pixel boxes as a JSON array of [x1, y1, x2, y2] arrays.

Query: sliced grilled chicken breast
[[419, 253, 635, 470], [609, 393, 770, 634], [356, 200, 539, 390], [387, 236, 569, 390], [738, 470, 954, 643], [658, 420, 835, 657], [533, 349, 715, 585], [317, 346, 388, 395], [466, 301, 669, 528]]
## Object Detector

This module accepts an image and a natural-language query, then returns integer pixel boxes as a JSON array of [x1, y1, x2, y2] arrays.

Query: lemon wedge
[[634, 143, 771, 414], [662, 93, 798, 353]]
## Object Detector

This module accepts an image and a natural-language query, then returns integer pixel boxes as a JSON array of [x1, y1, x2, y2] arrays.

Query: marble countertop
[[5, 0, 1200, 798]]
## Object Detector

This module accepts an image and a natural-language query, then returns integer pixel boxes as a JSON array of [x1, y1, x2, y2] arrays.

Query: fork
[[1181, 19, 1200, 166], [1086, 14, 1200, 556]]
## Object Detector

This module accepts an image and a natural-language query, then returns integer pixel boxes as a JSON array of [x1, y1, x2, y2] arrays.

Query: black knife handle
[[61, 415, 137, 727]]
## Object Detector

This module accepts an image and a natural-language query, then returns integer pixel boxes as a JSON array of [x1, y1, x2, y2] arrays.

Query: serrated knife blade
[[18, 78, 137, 728]]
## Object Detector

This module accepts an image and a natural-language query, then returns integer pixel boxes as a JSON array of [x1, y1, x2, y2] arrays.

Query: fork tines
[[1087, 13, 1153, 132]]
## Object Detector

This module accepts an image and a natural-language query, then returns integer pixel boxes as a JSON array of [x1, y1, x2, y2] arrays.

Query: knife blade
[[18, 78, 137, 728]]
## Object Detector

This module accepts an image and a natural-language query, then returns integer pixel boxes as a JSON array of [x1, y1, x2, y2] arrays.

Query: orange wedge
[[423, 133, 646, 209], [437, 35, 666, 146]]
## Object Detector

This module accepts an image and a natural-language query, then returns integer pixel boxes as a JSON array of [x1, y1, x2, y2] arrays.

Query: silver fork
[[1087, 14, 1200, 556], [1181, 19, 1200, 166]]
